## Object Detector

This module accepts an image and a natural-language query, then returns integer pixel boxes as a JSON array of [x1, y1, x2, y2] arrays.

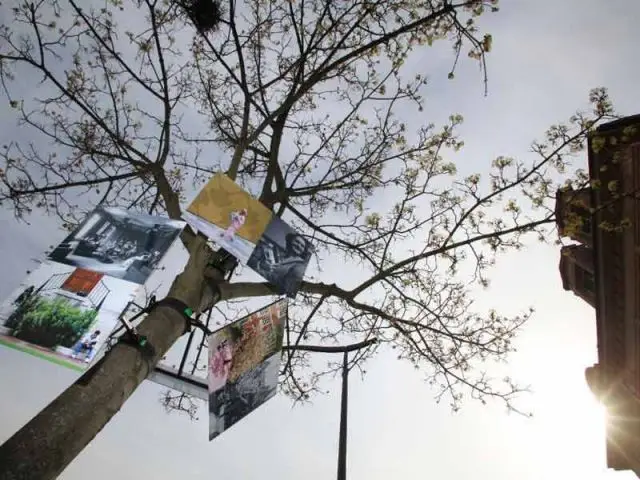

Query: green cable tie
[[184, 307, 193, 317]]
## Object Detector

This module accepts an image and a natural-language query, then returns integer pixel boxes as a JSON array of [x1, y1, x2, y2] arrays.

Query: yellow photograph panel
[[184, 173, 273, 264]]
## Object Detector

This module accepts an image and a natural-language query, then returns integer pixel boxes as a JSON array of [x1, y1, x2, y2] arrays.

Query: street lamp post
[[337, 350, 349, 480]]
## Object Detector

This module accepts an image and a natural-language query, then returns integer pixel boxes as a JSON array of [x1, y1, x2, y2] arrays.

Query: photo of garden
[[0, 261, 139, 370]]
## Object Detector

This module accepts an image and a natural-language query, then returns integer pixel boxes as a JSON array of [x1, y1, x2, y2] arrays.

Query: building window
[[575, 266, 595, 294], [571, 206, 592, 236], [581, 215, 592, 235]]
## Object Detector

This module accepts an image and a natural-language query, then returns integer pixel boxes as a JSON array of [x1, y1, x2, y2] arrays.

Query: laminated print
[[0, 261, 138, 371], [48, 207, 185, 285], [247, 216, 314, 298], [208, 299, 287, 441], [183, 173, 273, 265]]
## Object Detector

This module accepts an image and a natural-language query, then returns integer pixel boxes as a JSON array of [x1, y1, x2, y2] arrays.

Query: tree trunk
[[0, 235, 221, 480]]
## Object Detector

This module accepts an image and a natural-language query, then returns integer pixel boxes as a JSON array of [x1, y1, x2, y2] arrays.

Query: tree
[[0, 0, 615, 478]]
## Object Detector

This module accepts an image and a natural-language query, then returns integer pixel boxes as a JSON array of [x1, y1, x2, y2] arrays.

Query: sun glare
[[580, 389, 608, 428], [544, 385, 608, 460], [589, 394, 609, 424]]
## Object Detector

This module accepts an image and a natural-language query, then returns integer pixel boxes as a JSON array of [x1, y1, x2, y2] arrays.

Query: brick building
[[556, 114, 640, 476]]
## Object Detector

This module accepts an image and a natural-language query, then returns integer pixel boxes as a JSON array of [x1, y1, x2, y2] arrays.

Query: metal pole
[[337, 351, 349, 480], [177, 327, 195, 377], [191, 307, 213, 374]]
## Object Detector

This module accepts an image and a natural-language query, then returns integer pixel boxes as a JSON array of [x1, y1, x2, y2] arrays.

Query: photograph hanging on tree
[[208, 299, 287, 440], [247, 216, 314, 298], [49, 207, 185, 285], [0, 261, 139, 370], [183, 172, 274, 265]]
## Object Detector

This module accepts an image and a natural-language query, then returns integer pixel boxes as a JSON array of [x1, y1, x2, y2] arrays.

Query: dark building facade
[[556, 114, 640, 476]]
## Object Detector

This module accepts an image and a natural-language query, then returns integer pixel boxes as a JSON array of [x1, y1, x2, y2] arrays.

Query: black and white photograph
[[49, 207, 185, 285], [247, 216, 313, 298], [209, 354, 281, 441]]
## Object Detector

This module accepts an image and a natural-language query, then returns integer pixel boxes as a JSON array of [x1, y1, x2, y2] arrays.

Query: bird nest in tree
[[176, 0, 222, 34]]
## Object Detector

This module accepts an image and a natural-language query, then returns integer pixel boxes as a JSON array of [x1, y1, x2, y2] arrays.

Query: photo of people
[[48, 207, 185, 285], [247, 216, 314, 298], [183, 173, 273, 265], [0, 261, 139, 370], [71, 329, 102, 362], [208, 300, 287, 440], [221, 209, 247, 242]]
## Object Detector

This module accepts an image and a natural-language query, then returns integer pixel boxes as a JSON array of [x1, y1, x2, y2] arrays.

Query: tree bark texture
[[0, 235, 220, 480]]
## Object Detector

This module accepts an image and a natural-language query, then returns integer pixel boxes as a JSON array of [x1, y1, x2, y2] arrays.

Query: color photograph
[[0, 261, 139, 371], [208, 300, 287, 440], [184, 173, 273, 265], [247, 216, 314, 298], [49, 207, 185, 285]]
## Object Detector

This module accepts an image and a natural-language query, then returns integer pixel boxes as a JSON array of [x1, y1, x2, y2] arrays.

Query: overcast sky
[[1, 0, 640, 479]]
